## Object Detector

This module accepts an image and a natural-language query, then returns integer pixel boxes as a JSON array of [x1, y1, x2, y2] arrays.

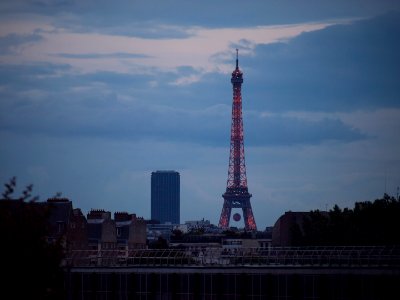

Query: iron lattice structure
[[219, 50, 257, 231]]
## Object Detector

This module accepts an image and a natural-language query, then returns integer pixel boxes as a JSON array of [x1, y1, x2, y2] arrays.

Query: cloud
[[2, 1, 400, 31], [245, 113, 366, 146], [0, 13, 333, 74], [2, 11, 398, 148], [0, 64, 366, 147], [53, 52, 151, 59], [3, 11, 398, 112], [244, 12, 400, 112], [0, 32, 43, 54]]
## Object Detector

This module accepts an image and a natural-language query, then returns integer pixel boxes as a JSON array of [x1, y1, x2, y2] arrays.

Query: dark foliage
[[171, 229, 184, 241], [0, 177, 65, 299], [148, 236, 169, 249], [291, 194, 400, 246]]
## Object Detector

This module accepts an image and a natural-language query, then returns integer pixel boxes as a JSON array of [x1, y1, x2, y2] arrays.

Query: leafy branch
[[2, 176, 39, 202]]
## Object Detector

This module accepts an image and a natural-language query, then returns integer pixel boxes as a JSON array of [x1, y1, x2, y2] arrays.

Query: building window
[[57, 221, 65, 234]]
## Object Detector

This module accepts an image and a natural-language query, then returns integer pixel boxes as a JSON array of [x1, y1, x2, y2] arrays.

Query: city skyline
[[1, 1, 400, 229]]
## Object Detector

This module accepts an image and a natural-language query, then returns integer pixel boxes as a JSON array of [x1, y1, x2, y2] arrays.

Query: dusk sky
[[1, 1, 400, 229]]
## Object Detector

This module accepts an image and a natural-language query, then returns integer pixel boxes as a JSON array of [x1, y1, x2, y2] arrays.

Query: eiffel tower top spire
[[236, 48, 239, 69]]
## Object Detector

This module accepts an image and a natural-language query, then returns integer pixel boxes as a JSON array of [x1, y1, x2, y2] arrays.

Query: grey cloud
[[245, 114, 366, 146], [244, 12, 400, 112], [2, 1, 400, 34], [0, 33, 43, 54], [0, 85, 366, 147], [53, 52, 151, 59], [0, 46, 369, 147]]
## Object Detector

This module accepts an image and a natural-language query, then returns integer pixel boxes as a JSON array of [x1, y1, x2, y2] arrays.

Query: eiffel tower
[[218, 49, 257, 231]]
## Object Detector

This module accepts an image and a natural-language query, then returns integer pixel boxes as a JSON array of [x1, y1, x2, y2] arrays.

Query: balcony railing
[[66, 245, 400, 268]]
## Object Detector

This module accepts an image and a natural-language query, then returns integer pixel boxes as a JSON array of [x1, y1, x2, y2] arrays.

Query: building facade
[[272, 211, 326, 246], [114, 212, 147, 249], [87, 209, 117, 250], [66, 208, 88, 250], [151, 170, 180, 224]]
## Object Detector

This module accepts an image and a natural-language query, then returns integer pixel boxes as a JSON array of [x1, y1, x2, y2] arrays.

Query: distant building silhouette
[[114, 212, 146, 249], [272, 211, 308, 246], [87, 209, 117, 250], [46, 198, 73, 244], [66, 208, 88, 250], [151, 170, 180, 224], [272, 211, 327, 246]]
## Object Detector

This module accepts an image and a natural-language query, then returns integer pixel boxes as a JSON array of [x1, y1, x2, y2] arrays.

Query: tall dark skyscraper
[[151, 170, 180, 224]]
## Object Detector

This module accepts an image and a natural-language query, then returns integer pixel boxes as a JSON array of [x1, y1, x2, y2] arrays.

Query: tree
[[171, 229, 184, 241], [149, 236, 169, 249], [294, 194, 400, 246], [0, 177, 65, 299]]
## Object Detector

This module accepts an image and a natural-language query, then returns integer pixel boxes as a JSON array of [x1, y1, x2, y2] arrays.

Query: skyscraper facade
[[151, 171, 180, 224]]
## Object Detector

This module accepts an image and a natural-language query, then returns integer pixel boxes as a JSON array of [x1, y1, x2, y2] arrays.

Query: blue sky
[[1, 1, 400, 229]]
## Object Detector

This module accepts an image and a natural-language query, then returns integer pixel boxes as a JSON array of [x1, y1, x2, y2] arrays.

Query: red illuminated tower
[[219, 49, 257, 231]]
